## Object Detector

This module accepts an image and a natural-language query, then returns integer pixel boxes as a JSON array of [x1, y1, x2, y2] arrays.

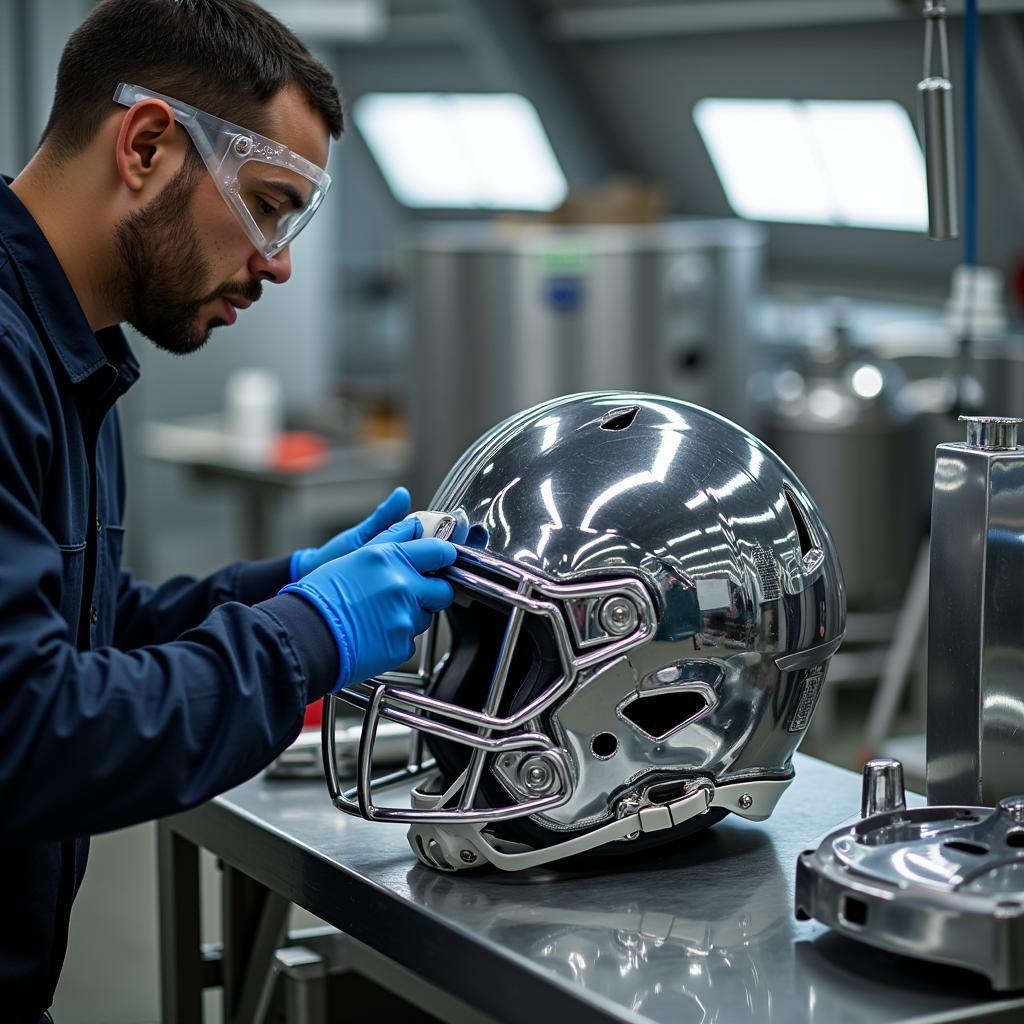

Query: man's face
[[113, 85, 330, 355]]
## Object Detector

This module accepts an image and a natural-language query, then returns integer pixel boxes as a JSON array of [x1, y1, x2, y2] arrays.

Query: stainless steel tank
[[765, 313, 921, 610], [404, 220, 766, 505]]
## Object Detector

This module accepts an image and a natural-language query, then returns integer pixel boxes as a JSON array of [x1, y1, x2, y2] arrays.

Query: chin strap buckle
[[638, 780, 715, 833]]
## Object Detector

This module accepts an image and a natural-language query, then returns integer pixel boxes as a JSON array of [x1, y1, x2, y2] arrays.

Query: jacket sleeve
[[0, 327, 338, 843], [114, 556, 293, 649]]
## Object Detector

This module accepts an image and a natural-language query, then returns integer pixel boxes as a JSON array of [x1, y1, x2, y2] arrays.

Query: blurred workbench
[[141, 415, 408, 559], [157, 754, 1024, 1023]]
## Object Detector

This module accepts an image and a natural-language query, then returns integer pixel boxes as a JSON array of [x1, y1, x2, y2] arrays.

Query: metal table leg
[[240, 481, 275, 561], [221, 862, 290, 1024], [158, 822, 205, 1024]]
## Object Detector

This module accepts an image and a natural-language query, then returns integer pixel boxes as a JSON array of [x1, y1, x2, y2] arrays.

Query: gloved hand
[[290, 486, 411, 581], [281, 529, 457, 692]]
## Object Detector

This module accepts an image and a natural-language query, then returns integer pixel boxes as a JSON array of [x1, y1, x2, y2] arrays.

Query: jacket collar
[[0, 176, 139, 394]]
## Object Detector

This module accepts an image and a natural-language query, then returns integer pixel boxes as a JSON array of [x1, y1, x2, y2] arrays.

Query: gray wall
[[0, 0, 93, 171]]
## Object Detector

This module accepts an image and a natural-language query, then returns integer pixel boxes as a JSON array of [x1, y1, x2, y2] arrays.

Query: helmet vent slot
[[784, 486, 818, 558], [620, 689, 709, 741], [600, 406, 640, 431]]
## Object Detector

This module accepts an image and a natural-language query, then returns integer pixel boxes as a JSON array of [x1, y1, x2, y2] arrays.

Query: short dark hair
[[40, 0, 343, 164]]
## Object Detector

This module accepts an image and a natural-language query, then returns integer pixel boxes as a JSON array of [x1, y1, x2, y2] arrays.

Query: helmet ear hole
[[591, 732, 619, 758]]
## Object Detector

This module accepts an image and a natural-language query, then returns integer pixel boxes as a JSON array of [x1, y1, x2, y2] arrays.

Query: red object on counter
[[272, 431, 329, 473]]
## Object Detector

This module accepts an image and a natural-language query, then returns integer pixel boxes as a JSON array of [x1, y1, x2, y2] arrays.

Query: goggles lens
[[233, 157, 326, 256], [113, 83, 331, 258]]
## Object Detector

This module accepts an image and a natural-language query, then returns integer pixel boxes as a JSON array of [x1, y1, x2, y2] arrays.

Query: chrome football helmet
[[322, 392, 846, 871]]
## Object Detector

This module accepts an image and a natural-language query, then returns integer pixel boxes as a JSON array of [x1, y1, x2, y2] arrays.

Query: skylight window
[[354, 93, 569, 211], [693, 98, 928, 231]]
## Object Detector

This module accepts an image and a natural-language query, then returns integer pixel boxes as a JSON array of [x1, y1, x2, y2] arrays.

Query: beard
[[112, 165, 262, 355]]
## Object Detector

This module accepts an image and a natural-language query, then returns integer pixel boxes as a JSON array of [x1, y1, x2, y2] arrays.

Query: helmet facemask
[[324, 544, 659, 846]]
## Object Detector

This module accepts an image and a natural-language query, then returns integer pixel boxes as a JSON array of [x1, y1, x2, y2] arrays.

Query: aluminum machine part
[[927, 414, 1024, 807], [405, 220, 766, 506], [796, 759, 1024, 990]]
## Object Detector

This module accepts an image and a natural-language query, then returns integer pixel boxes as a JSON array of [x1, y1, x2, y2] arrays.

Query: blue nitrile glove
[[290, 486, 412, 582], [281, 534, 457, 691]]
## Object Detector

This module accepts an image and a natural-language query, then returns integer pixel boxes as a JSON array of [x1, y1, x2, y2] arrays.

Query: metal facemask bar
[[113, 83, 331, 258], [322, 543, 657, 825]]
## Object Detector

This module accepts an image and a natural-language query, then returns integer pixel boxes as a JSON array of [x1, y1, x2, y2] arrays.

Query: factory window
[[693, 98, 928, 232], [354, 92, 568, 211]]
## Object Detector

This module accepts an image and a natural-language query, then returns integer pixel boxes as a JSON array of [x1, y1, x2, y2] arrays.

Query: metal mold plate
[[796, 800, 1024, 989]]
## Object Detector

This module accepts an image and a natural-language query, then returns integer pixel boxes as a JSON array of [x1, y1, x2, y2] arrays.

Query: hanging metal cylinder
[[919, 1, 959, 241], [919, 76, 959, 239]]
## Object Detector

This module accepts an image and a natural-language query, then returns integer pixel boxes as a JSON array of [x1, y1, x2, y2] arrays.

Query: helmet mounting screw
[[519, 756, 556, 794], [738, 793, 753, 810], [459, 849, 477, 864], [599, 597, 639, 637]]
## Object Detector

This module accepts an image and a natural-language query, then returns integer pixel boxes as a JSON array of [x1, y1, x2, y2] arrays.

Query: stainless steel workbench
[[157, 753, 1024, 1023]]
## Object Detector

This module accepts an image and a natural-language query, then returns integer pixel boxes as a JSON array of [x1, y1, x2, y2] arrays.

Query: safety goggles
[[113, 83, 331, 258]]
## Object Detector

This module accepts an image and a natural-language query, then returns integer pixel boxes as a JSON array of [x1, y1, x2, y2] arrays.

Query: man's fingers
[[400, 538, 458, 574], [357, 486, 411, 542], [367, 517, 420, 546], [418, 578, 455, 613]]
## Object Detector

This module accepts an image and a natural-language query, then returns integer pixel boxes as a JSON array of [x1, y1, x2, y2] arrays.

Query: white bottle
[[224, 368, 283, 467]]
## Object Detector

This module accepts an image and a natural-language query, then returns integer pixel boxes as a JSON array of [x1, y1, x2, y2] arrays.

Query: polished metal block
[[927, 415, 1024, 806]]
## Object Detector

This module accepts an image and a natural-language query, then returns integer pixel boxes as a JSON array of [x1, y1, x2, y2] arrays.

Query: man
[[0, 2, 457, 1019]]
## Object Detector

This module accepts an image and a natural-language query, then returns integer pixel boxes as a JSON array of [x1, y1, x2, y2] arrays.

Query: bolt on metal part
[[519, 756, 556, 793], [599, 596, 639, 636], [861, 758, 907, 818], [960, 415, 1022, 451], [998, 796, 1024, 824]]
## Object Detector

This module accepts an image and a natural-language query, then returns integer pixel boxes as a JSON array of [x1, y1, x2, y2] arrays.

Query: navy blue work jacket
[[0, 177, 337, 1022]]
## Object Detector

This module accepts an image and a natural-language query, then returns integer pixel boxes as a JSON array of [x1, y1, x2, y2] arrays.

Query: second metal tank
[[763, 307, 921, 611]]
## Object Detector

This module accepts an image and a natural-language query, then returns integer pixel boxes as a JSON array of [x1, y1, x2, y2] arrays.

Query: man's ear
[[114, 99, 185, 193]]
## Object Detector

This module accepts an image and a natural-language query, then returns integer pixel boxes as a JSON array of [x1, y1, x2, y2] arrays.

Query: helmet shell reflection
[[424, 393, 845, 844]]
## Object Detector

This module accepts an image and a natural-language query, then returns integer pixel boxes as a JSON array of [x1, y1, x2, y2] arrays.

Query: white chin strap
[[406, 773, 793, 872]]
